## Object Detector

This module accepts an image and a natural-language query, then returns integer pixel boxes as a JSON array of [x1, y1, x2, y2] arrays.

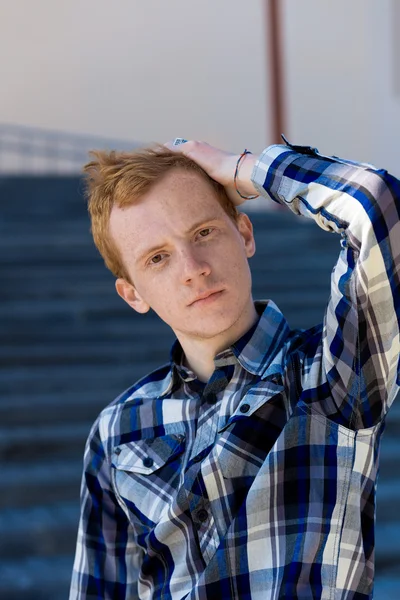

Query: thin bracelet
[[234, 149, 259, 200]]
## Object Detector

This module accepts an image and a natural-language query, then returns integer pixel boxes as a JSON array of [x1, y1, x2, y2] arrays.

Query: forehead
[[109, 168, 228, 255], [146, 168, 223, 213]]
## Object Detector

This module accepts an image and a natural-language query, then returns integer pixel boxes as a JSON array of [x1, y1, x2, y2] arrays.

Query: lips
[[189, 289, 224, 306]]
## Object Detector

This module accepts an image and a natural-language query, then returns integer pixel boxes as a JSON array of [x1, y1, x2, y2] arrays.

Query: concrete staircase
[[0, 176, 398, 599]]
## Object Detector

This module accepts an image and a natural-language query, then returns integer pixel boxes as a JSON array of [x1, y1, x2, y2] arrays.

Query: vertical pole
[[267, 0, 285, 143]]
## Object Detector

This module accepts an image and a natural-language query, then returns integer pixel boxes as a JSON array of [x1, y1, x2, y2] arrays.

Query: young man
[[70, 137, 400, 599]]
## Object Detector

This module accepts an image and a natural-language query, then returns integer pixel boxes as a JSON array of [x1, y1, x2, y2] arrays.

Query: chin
[[188, 311, 240, 339]]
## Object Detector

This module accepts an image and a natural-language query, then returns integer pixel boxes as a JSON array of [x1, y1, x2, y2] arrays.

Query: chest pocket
[[111, 433, 186, 526], [215, 392, 288, 480]]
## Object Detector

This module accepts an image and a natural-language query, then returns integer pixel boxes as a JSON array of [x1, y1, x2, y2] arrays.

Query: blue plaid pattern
[[70, 140, 400, 599]]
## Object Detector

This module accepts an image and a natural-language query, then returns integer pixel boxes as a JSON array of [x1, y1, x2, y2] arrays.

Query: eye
[[149, 254, 164, 265], [198, 227, 213, 238]]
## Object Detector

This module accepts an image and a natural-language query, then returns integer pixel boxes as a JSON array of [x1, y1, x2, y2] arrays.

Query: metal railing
[[0, 122, 278, 211], [0, 123, 141, 175]]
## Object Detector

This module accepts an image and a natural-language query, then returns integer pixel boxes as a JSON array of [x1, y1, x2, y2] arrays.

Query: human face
[[110, 168, 256, 343]]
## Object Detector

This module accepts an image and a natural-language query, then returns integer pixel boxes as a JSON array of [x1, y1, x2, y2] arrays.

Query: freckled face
[[109, 168, 256, 340]]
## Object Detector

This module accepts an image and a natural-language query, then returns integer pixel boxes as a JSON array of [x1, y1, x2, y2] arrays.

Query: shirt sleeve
[[69, 419, 140, 599], [250, 139, 400, 429]]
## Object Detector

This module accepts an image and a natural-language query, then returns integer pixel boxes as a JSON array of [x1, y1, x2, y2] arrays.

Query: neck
[[177, 300, 259, 382]]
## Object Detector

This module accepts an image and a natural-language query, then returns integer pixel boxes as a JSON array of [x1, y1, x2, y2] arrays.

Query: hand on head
[[163, 139, 258, 206]]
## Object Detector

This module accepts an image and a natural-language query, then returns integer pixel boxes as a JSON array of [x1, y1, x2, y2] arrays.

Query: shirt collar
[[232, 299, 291, 379], [159, 300, 291, 398]]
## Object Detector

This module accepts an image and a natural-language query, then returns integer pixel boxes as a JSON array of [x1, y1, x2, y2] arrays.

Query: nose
[[179, 247, 211, 284]]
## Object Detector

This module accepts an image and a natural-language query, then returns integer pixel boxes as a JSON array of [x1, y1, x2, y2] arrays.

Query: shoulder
[[287, 323, 324, 357], [282, 323, 324, 386], [87, 362, 174, 453]]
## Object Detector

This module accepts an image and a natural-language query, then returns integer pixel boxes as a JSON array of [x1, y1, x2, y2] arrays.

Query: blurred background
[[0, 0, 399, 598]]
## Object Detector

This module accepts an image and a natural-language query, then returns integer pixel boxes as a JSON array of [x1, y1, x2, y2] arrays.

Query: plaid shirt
[[70, 140, 400, 599]]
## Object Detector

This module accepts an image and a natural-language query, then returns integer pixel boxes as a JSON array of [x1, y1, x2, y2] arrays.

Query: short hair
[[82, 144, 240, 284]]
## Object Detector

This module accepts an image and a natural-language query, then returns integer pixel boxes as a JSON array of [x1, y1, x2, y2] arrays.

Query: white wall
[[365, 0, 400, 176], [1, 0, 399, 175], [0, 0, 270, 155], [281, 0, 400, 176]]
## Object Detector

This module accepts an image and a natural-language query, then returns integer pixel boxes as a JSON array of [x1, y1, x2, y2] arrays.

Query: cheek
[[222, 243, 249, 271], [143, 275, 178, 313]]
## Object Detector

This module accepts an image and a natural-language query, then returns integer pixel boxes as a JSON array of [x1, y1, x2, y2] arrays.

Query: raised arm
[[253, 140, 400, 428], [166, 137, 400, 428]]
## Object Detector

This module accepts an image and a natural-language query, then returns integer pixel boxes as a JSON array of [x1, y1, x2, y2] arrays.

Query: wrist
[[235, 152, 259, 198]]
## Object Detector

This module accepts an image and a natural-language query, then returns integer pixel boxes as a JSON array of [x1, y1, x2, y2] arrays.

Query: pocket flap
[[112, 433, 185, 475]]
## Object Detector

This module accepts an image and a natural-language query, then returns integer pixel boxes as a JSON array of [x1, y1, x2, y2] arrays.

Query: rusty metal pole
[[267, 0, 285, 144]]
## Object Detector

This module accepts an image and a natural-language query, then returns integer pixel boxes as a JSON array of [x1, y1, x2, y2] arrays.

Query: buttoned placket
[[189, 367, 230, 462], [183, 366, 232, 563]]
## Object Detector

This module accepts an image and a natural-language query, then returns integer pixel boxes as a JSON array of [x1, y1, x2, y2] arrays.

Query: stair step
[[0, 460, 82, 508], [2, 263, 107, 282], [0, 501, 79, 559], [0, 311, 170, 335], [0, 340, 174, 367], [0, 555, 74, 600], [0, 390, 115, 426], [0, 177, 85, 216], [0, 363, 150, 394], [0, 312, 173, 340], [375, 521, 400, 569], [376, 480, 400, 521], [0, 422, 91, 463], [378, 438, 400, 475], [0, 297, 131, 320], [374, 575, 400, 600], [0, 327, 173, 347], [383, 400, 400, 436], [0, 219, 87, 234], [0, 241, 95, 264]]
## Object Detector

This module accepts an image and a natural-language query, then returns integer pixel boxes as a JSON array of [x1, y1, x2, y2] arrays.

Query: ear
[[237, 212, 256, 258], [115, 278, 150, 314]]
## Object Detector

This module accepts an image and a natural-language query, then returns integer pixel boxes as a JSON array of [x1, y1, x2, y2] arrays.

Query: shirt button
[[197, 509, 209, 523], [143, 456, 154, 468], [193, 454, 203, 463], [205, 394, 217, 404], [240, 403, 250, 413], [115, 447, 122, 455]]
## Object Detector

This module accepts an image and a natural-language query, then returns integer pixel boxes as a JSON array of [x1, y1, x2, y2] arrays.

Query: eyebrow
[[135, 218, 220, 264]]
